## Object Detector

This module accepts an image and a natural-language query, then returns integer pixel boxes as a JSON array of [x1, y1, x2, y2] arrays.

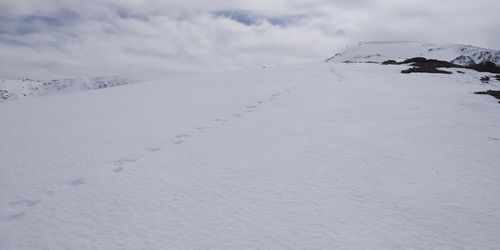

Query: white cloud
[[0, 0, 498, 80]]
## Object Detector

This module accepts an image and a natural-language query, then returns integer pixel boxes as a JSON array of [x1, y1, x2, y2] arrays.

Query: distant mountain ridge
[[326, 41, 500, 66], [0, 76, 131, 102]]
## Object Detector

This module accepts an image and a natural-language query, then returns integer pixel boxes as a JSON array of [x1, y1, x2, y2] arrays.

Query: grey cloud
[[0, 0, 498, 80], [0, 9, 78, 35], [213, 10, 305, 27], [214, 11, 259, 26], [116, 9, 150, 22]]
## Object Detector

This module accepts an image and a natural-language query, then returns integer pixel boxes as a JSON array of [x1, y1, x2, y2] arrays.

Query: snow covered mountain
[[0, 76, 131, 102], [326, 41, 500, 66]]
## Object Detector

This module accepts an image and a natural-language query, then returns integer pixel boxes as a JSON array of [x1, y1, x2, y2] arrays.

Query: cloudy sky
[[0, 0, 499, 80]]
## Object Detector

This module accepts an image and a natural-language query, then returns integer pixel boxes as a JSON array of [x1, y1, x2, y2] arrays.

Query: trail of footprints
[[2, 82, 323, 222]]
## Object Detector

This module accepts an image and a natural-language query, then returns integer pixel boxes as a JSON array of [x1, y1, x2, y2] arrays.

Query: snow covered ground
[[1, 62, 500, 249]]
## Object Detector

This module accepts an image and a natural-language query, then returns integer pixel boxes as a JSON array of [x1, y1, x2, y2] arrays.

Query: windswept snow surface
[[327, 41, 500, 66], [1, 63, 500, 249]]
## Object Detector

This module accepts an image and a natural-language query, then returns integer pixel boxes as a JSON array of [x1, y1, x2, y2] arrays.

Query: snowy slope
[[327, 41, 500, 65], [0, 76, 131, 102], [1, 62, 500, 249]]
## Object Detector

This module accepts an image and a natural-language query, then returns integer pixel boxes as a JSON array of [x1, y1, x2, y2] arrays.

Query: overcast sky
[[0, 0, 499, 80]]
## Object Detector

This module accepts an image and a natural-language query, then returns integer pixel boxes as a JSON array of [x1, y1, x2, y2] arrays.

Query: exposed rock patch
[[382, 57, 500, 75], [475, 90, 500, 104]]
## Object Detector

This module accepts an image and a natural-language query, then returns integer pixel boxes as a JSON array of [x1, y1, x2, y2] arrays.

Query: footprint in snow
[[69, 178, 86, 186], [10, 199, 42, 208], [113, 157, 140, 166], [145, 146, 160, 153], [2, 212, 26, 222], [113, 167, 124, 173], [173, 140, 184, 145], [196, 126, 211, 131], [213, 119, 228, 122]]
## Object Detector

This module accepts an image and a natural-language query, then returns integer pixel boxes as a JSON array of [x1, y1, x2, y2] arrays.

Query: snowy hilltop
[[0, 76, 131, 102], [326, 41, 500, 66], [1, 43, 500, 249]]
